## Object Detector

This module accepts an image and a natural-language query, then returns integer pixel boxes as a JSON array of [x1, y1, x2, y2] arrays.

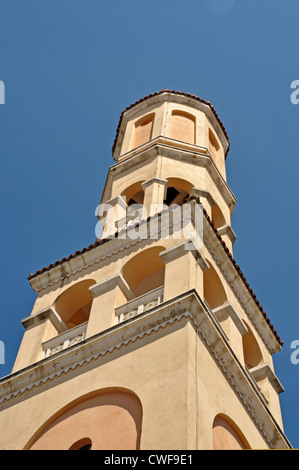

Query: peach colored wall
[[28, 391, 142, 450], [55, 279, 96, 328], [169, 111, 196, 144], [131, 114, 154, 150], [242, 322, 264, 368], [212, 415, 250, 450], [122, 246, 165, 294], [204, 262, 227, 310]]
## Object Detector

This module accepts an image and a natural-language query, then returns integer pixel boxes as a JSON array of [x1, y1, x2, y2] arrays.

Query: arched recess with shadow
[[121, 181, 145, 215], [211, 204, 226, 230], [203, 261, 228, 310], [122, 246, 166, 298], [164, 177, 193, 207], [54, 279, 96, 329], [242, 321, 264, 369], [212, 414, 251, 450], [25, 389, 143, 450]]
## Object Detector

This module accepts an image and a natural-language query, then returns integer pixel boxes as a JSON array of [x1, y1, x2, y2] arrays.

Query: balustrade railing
[[115, 287, 164, 324], [42, 322, 88, 358]]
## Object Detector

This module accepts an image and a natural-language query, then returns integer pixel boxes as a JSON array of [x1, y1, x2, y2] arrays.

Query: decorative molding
[[216, 224, 236, 245], [212, 302, 248, 336], [29, 205, 198, 292], [203, 219, 280, 354], [249, 363, 284, 394], [89, 273, 133, 300], [191, 188, 215, 207], [108, 139, 236, 211], [141, 177, 168, 190], [22, 307, 67, 334], [0, 291, 290, 449], [160, 239, 209, 272]]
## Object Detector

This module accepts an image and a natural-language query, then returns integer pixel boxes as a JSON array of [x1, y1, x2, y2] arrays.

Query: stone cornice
[[112, 90, 230, 159], [202, 215, 281, 354], [29, 203, 197, 293], [89, 273, 134, 300], [22, 307, 67, 333], [27, 202, 282, 353], [212, 302, 248, 336], [103, 137, 236, 212], [249, 363, 284, 394], [0, 290, 291, 449]]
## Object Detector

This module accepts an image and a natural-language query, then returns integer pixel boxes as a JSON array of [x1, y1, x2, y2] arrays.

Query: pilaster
[[86, 274, 134, 337]]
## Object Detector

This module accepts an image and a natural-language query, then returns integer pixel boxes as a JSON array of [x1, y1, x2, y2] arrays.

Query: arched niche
[[131, 113, 155, 150], [69, 438, 92, 450], [54, 279, 96, 329], [212, 414, 251, 450], [121, 181, 145, 215], [211, 204, 226, 230], [164, 177, 193, 206], [122, 246, 165, 297], [242, 321, 264, 369], [26, 389, 143, 451], [169, 110, 196, 144], [204, 262, 227, 310]]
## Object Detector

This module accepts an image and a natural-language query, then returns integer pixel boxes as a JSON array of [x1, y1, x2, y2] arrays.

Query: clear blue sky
[[0, 0, 298, 448]]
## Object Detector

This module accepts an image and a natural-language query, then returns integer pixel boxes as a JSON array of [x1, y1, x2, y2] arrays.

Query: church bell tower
[[0, 90, 291, 450]]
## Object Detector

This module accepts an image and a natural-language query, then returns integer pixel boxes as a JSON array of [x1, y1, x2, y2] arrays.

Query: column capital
[[212, 302, 247, 335], [160, 240, 209, 271], [141, 177, 168, 190], [21, 307, 67, 334], [89, 274, 134, 300]]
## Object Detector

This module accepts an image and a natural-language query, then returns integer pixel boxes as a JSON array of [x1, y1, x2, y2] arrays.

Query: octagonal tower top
[[112, 90, 230, 179]]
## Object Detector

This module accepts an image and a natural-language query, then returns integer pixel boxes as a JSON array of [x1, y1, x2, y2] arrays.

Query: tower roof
[[112, 89, 230, 157]]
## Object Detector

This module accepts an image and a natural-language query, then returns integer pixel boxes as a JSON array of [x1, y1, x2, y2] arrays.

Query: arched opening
[[169, 110, 196, 144], [69, 438, 92, 450], [121, 181, 145, 216], [204, 262, 227, 310], [164, 178, 193, 206], [209, 128, 221, 165], [242, 322, 264, 369], [211, 204, 226, 229], [212, 414, 251, 450], [54, 279, 96, 329], [122, 247, 165, 298], [27, 389, 143, 450], [131, 113, 155, 149]]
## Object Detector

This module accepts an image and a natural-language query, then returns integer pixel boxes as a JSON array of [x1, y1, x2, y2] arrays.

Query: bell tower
[[0, 90, 291, 450]]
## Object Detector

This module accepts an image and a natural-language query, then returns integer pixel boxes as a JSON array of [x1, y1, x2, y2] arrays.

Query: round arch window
[[69, 438, 92, 450]]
